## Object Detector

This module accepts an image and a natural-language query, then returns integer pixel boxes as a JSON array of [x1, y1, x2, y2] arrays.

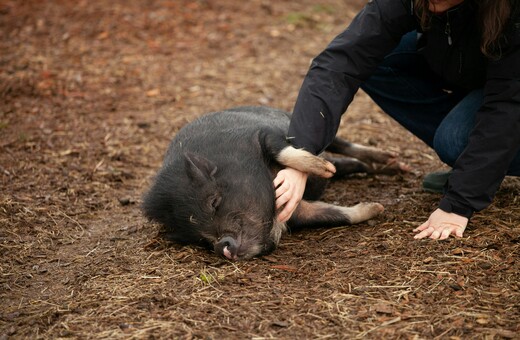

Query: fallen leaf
[[423, 256, 434, 264], [97, 31, 109, 40], [476, 318, 489, 325], [146, 89, 160, 97]]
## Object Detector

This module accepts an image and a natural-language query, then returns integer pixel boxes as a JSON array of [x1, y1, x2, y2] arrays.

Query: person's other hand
[[413, 208, 468, 239], [273, 168, 308, 223]]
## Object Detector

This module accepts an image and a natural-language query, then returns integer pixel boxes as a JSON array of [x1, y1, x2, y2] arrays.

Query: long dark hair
[[414, 0, 513, 58]]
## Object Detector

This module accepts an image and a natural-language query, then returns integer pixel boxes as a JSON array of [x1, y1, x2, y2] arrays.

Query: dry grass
[[1, 0, 519, 338]]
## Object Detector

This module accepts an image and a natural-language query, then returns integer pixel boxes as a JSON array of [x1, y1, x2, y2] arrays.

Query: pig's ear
[[184, 151, 218, 183]]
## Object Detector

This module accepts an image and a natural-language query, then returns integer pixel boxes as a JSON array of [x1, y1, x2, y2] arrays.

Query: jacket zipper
[[445, 11, 452, 46], [445, 6, 462, 73]]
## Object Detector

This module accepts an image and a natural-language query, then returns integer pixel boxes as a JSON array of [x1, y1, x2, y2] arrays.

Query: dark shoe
[[422, 170, 451, 193]]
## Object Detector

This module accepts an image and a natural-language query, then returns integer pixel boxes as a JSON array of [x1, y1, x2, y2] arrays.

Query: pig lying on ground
[[143, 106, 407, 261]]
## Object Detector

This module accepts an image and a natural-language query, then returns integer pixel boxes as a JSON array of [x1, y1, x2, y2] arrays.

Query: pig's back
[[190, 106, 290, 133], [165, 106, 291, 163]]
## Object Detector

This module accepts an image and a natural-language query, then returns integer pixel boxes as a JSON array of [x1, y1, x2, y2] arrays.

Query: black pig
[[143, 106, 405, 260]]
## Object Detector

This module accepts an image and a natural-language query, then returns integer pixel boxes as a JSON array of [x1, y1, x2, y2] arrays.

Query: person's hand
[[413, 208, 468, 239], [273, 168, 308, 223]]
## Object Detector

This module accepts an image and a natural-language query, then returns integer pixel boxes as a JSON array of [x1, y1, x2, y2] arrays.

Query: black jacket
[[288, 0, 520, 218]]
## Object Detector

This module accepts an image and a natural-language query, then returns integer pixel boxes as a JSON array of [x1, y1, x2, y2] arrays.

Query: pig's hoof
[[357, 202, 384, 213], [369, 159, 411, 175], [369, 149, 398, 164], [349, 202, 384, 223], [313, 158, 336, 178]]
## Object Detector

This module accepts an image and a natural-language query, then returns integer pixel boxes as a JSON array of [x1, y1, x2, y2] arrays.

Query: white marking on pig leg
[[277, 146, 336, 178], [336, 202, 384, 224], [296, 201, 384, 225], [338, 142, 398, 164]]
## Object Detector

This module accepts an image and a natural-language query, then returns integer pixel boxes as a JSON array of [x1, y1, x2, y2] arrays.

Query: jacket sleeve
[[287, 0, 415, 155], [440, 22, 520, 218]]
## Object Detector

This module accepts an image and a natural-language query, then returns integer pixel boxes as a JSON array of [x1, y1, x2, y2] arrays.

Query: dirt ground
[[1, 0, 519, 339]]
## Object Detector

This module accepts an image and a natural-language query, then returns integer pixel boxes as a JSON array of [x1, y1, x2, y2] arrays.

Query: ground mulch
[[1, 0, 519, 338]]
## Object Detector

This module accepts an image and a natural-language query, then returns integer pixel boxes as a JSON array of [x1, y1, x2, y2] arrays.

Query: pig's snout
[[215, 236, 238, 261]]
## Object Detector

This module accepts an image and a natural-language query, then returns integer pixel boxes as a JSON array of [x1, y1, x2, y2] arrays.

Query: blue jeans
[[360, 31, 520, 176]]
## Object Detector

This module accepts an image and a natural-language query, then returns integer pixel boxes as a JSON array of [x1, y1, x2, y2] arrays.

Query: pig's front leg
[[259, 129, 336, 178], [276, 146, 336, 178]]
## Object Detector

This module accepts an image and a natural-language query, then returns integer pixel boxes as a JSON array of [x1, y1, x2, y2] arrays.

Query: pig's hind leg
[[288, 200, 384, 228], [325, 156, 372, 176], [326, 137, 410, 175]]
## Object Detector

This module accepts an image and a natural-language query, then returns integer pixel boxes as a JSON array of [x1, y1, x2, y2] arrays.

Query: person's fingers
[[275, 190, 290, 209], [455, 227, 464, 238], [274, 168, 307, 222], [275, 183, 287, 199], [429, 229, 442, 240], [276, 183, 302, 222], [414, 226, 434, 239], [418, 224, 465, 240], [413, 220, 430, 232], [282, 198, 299, 222], [277, 207, 290, 223], [439, 228, 452, 240], [273, 174, 284, 189], [415, 209, 468, 240], [277, 197, 297, 222]]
